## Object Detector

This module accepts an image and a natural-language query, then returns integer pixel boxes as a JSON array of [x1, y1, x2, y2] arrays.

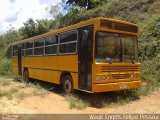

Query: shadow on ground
[[22, 79, 140, 108], [75, 90, 140, 108]]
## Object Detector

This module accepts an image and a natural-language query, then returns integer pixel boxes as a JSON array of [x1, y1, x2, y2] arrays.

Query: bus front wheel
[[23, 70, 29, 83], [63, 75, 74, 94]]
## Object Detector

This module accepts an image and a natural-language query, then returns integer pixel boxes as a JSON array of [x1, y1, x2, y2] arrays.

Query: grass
[[32, 89, 48, 97], [26, 82, 44, 90], [0, 78, 12, 86], [0, 75, 49, 100], [0, 87, 19, 100], [16, 92, 32, 100], [65, 95, 89, 110], [65, 90, 140, 110], [15, 89, 48, 100], [14, 81, 49, 100]]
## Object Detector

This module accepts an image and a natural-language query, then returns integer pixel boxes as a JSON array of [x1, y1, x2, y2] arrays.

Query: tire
[[23, 70, 29, 83], [63, 75, 74, 94]]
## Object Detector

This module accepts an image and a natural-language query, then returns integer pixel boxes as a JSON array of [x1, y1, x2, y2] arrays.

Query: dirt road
[[0, 77, 160, 114]]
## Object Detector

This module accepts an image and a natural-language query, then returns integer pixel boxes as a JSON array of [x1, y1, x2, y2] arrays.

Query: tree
[[0, 25, 22, 58], [46, 4, 61, 18], [36, 19, 49, 34], [66, 0, 107, 10], [0, 25, 21, 46], [19, 18, 58, 39], [19, 18, 37, 38]]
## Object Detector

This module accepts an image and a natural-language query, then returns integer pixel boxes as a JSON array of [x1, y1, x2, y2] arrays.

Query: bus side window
[[45, 35, 58, 55], [59, 30, 77, 54], [34, 38, 44, 56], [25, 41, 33, 56]]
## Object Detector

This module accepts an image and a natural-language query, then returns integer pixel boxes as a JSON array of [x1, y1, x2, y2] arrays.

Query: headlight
[[107, 75, 111, 80], [131, 74, 134, 78], [96, 75, 108, 80], [102, 75, 106, 80]]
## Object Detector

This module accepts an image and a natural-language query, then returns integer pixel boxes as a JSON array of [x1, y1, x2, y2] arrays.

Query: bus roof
[[12, 17, 138, 45]]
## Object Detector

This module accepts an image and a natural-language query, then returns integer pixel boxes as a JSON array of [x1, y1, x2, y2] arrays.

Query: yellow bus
[[12, 17, 141, 94]]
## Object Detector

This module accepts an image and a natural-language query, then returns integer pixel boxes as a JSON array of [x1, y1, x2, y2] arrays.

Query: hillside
[[0, 0, 160, 94]]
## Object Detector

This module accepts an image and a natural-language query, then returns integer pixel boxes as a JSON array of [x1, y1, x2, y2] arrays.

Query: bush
[[1, 44, 12, 59], [139, 16, 160, 60], [129, 55, 160, 96], [0, 58, 12, 76], [140, 55, 160, 89]]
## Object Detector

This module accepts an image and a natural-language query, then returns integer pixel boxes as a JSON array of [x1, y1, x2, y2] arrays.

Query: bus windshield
[[95, 32, 138, 63]]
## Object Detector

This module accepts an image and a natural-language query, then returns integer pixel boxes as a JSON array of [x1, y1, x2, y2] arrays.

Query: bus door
[[17, 44, 22, 76], [78, 25, 93, 91]]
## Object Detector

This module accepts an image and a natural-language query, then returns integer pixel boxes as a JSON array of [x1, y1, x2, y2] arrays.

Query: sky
[[0, 0, 61, 34]]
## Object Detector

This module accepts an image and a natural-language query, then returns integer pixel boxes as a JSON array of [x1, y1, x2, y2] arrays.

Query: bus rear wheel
[[23, 70, 29, 83], [63, 75, 74, 94]]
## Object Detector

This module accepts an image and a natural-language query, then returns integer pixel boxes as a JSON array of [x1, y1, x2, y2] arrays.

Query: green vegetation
[[139, 16, 160, 60], [139, 55, 160, 95], [0, 77, 48, 100], [0, 87, 19, 100], [0, 78, 12, 86], [0, 0, 160, 109], [0, 58, 12, 76], [15, 87, 48, 100], [66, 90, 139, 110], [16, 92, 32, 100], [65, 95, 89, 110]]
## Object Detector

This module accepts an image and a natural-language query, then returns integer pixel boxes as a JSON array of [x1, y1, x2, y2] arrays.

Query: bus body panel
[[21, 55, 78, 87], [12, 57, 18, 67], [22, 57, 34, 78], [12, 58, 18, 75], [92, 81, 141, 93], [57, 55, 78, 72], [44, 55, 78, 85], [92, 63, 141, 92]]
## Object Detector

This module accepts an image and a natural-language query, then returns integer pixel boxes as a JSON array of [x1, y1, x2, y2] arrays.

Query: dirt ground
[[0, 77, 160, 114]]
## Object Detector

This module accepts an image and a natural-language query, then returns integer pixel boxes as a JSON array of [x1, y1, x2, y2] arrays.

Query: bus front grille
[[112, 74, 130, 79], [102, 66, 139, 72]]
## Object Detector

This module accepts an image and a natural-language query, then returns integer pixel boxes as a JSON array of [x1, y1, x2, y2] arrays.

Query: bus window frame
[[44, 34, 58, 56], [58, 29, 78, 55], [33, 38, 45, 56], [24, 41, 34, 57]]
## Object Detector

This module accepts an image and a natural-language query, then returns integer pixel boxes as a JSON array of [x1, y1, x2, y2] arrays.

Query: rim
[[64, 79, 72, 94]]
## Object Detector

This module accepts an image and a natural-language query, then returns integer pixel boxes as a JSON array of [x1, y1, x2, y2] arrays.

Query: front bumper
[[92, 81, 141, 93]]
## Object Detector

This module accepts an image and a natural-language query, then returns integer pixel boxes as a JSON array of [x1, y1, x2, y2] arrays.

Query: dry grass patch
[[0, 77, 49, 100]]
